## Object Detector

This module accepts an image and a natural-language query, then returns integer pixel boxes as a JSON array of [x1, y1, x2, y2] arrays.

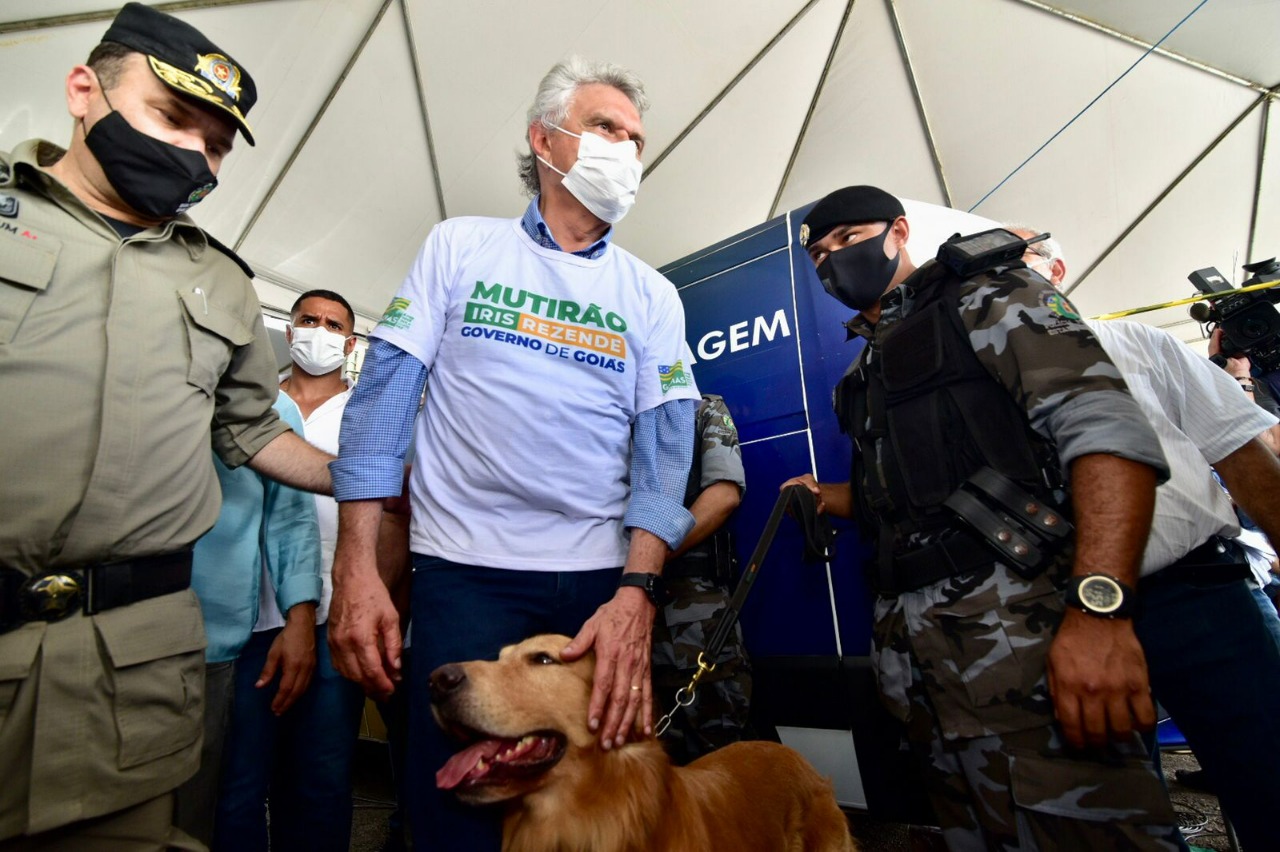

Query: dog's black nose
[[429, 663, 467, 701]]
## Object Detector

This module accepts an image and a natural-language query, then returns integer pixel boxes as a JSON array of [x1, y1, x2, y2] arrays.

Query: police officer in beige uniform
[[0, 5, 331, 849]]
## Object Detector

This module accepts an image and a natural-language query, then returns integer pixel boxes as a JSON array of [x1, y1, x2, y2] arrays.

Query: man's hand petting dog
[[561, 581, 656, 749], [430, 635, 857, 852]]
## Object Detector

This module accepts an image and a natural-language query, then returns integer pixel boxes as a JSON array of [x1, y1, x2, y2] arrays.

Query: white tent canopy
[[3, 0, 1277, 345]]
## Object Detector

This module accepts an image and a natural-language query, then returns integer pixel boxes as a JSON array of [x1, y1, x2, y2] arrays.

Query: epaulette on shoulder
[[206, 233, 255, 279]]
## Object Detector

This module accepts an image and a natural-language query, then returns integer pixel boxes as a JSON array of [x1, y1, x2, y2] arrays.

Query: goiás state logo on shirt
[[659, 360, 690, 394], [461, 281, 628, 373], [379, 297, 415, 330]]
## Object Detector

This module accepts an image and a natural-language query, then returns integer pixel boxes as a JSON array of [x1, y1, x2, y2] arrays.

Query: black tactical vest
[[835, 267, 1060, 555]]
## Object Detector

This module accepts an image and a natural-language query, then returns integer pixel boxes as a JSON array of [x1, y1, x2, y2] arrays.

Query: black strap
[[965, 467, 1070, 542], [885, 528, 994, 594], [0, 551, 193, 635], [1138, 536, 1250, 589], [940, 466, 1072, 577], [942, 489, 1045, 572], [702, 485, 833, 662], [85, 552, 193, 615], [664, 552, 713, 580]]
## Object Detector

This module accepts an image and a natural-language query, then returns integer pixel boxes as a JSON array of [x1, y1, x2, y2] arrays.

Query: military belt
[[0, 550, 193, 635]]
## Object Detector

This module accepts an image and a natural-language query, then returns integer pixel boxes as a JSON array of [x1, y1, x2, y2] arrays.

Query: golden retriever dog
[[430, 634, 857, 852]]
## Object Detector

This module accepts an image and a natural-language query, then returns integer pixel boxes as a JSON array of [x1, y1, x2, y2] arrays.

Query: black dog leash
[[656, 484, 834, 736]]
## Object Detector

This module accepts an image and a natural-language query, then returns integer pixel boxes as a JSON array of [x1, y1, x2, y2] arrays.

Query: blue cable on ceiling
[[968, 0, 1211, 213]]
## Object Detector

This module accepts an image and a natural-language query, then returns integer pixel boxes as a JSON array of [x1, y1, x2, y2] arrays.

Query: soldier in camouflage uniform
[[652, 394, 752, 765], [784, 186, 1187, 850]]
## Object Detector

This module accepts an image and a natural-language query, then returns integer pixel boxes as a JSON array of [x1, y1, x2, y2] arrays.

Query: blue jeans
[[1135, 573, 1280, 852], [407, 556, 623, 852], [1255, 583, 1280, 646], [213, 623, 367, 852]]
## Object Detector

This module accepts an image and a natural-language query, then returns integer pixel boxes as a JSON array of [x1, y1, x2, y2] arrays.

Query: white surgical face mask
[[537, 125, 643, 224], [1024, 254, 1058, 285], [290, 326, 350, 376]]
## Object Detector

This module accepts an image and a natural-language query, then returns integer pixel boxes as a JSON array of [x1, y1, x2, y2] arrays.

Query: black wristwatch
[[1064, 573, 1135, 618], [617, 572, 672, 607]]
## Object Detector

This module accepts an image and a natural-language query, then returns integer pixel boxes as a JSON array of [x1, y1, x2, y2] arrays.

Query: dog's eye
[[529, 652, 559, 666]]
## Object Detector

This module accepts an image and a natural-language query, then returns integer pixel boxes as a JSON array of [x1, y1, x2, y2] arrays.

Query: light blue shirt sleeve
[[192, 395, 321, 663], [264, 399, 323, 615], [330, 337, 426, 501], [624, 398, 697, 548]]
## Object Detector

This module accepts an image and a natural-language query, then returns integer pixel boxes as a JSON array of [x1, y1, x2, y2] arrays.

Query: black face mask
[[84, 110, 218, 219], [815, 226, 900, 312]]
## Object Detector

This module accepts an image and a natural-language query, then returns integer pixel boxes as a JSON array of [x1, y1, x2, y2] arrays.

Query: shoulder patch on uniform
[[379, 296, 415, 330], [205, 233, 254, 279], [658, 360, 691, 394], [1040, 291, 1080, 321]]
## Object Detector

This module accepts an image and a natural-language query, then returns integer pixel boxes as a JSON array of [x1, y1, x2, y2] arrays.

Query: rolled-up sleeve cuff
[[330, 455, 406, 502], [1048, 390, 1171, 483], [624, 491, 695, 550], [213, 416, 291, 469], [277, 573, 322, 614]]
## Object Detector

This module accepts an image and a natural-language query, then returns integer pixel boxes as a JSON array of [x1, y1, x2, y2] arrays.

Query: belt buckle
[[22, 572, 84, 623]]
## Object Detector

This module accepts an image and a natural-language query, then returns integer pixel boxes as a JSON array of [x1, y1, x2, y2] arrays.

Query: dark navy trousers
[[1135, 572, 1280, 852]]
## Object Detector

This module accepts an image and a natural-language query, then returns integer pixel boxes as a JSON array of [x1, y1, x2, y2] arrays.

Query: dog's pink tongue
[[437, 740, 503, 790]]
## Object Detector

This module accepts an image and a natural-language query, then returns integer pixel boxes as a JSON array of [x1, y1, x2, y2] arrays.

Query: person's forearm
[[248, 431, 335, 495], [669, 482, 739, 560], [1215, 437, 1280, 548], [375, 510, 412, 598], [1260, 425, 1280, 456], [284, 601, 317, 628], [1067, 454, 1156, 585], [334, 500, 385, 579], [623, 528, 669, 576]]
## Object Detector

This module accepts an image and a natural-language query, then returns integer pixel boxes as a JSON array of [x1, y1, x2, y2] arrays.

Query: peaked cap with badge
[[102, 2, 257, 145]]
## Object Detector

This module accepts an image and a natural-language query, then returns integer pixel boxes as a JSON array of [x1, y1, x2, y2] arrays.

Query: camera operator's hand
[[1209, 327, 1253, 380]]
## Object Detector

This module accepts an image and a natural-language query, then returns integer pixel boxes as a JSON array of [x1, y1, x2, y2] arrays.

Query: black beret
[[799, 185, 904, 248], [103, 2, 257, 145]]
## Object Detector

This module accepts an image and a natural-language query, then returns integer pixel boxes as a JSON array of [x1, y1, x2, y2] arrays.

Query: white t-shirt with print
[[371, 217, 699, 571]]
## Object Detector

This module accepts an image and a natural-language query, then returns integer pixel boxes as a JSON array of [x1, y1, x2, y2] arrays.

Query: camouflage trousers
[[651, 576, 752, 766], [873, 559, 1184, 851]]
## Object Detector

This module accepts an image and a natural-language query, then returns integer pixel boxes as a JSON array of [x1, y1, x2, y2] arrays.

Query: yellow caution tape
[[1091, 279, 1280, 321]]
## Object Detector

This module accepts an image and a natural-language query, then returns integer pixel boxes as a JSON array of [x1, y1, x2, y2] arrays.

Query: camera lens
[[1242, 317, 1270, 339]]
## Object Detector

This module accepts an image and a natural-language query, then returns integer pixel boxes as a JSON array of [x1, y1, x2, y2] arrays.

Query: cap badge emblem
[[798, 223, 810, 247], [196, 53, 242, 101]]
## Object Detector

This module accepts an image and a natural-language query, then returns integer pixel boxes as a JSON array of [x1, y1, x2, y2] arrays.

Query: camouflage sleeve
[[958, 269, 1168, 480], [696, 395, 746, 494]]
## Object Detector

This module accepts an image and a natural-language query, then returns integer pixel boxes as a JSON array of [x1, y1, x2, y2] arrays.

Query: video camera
[[1188, 257, 1280, 372]]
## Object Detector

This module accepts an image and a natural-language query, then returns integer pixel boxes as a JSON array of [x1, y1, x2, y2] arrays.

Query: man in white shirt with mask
[[327, 57, 700, 850], [216, 290, 366, 852]]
